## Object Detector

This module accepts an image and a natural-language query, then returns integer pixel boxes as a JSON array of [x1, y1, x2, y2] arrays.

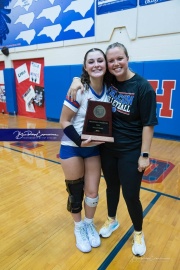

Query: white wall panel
[[137, 0, 180, 37]]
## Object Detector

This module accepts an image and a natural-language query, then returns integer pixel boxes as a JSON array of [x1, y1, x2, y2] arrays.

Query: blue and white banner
[[0, 0, 94, 48], [97, 0, 137, 15], [139, 0, 170, 6]]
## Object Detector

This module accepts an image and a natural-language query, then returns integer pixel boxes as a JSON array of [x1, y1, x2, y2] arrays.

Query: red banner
[[13, 58, 46, 119]]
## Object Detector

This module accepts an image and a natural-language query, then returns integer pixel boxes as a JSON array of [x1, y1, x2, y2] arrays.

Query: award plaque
[[81, 100, 114, 142]]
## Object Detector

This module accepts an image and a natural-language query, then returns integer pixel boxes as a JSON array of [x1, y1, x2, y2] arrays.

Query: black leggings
[[100, 145, 144, 231]]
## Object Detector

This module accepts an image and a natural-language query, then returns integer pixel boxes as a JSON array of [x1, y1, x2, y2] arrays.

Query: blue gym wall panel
[[70, 64, 82, 78], [44, 65, 83, 121], [143, 60, 180, 137], [129, 62, 144, 76], [44, 66, 71, 121], [4, 68, 17, 114], [5, 60, 178, 138]]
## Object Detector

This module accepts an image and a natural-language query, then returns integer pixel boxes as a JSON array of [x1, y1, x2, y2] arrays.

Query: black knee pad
[[65, 178, 84, 213]]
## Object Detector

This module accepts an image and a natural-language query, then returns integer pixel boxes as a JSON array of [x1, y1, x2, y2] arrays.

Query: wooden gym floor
[[0, 114, 179, 270]]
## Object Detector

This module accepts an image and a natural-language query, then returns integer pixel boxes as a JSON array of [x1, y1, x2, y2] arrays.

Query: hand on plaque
[[81, 136, 105, 147]]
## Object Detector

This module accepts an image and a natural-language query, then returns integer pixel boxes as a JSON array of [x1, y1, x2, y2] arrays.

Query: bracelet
[[63, 125, 82, 147]]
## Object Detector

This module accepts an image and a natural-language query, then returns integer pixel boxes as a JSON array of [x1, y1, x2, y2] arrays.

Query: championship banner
[[139, 0, 170, 6], [97, 0, 137, 15]]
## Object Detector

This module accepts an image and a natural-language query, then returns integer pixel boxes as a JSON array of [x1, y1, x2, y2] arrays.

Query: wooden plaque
[[81, 100, 114, 142]]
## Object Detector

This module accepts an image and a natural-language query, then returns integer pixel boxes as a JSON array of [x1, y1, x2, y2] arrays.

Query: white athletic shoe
[[74, 225, 92, 253], [132, 231, 146, 256], [99, 217, 120, 238], [85, 222, 101, 248]]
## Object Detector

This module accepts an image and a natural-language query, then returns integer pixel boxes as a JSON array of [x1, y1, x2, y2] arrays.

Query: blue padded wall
[[4, 61, 180, 138], [4, 68, 17, 114], [70, 64, 82, 78], [129, 61, 144, 76], [143, 60, 180, 138], [44, 66, 71, 121], [44, 64, 83, 121]]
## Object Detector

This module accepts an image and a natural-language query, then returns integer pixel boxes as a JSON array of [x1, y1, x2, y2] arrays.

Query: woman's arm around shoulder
[[67, 77, 84, 101]]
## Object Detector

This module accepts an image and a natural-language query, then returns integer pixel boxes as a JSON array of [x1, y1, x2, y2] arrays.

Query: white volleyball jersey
[[61, 85, 108, 147]]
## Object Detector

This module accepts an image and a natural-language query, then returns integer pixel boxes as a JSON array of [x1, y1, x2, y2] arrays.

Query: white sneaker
[[99, 217, 120, 238], [132, 231, 146, 256], [74, 225, 92, 253], [85, 222, 101, 248]]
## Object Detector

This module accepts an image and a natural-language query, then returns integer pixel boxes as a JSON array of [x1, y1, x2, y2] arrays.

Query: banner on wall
[[16, 62, 43, 112], [97, 0, 137, 15], [0, 0, 94, 48], [139, 0, 170, 6], [13, 58, 45, 119]]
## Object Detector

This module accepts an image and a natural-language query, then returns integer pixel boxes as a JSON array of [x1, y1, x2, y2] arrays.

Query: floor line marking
[[97, 194, 161, 270]]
